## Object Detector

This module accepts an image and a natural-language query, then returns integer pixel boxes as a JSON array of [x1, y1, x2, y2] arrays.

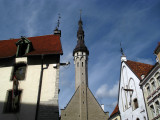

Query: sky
[[0, 0, 160, 115]]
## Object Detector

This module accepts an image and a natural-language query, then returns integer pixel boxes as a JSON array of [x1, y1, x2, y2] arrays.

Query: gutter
[[35, 55, 44, 120]]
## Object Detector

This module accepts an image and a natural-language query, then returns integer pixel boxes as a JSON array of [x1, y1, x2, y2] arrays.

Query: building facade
[[140, 43, 160, 120], [118, 55, 149, 120], [0, 31, 63, 120], [61, 17, 109, 120]]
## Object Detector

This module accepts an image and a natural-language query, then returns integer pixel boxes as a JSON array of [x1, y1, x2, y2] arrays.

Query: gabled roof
[[125, 60, 154, 80], [0, 34, 63, 58], [110, 104, 119, 118]]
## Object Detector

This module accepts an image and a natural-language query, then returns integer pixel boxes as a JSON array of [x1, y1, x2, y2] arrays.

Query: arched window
[[155, 72, 160, 87], [136, 118, 139, 120], [133, 98, 139, 110], [150, 105, 156, 118], [150, 78, 156, 92], [77, 62, 79, 67], [155, 101, 160, 115], [145, 84, 151, 96]]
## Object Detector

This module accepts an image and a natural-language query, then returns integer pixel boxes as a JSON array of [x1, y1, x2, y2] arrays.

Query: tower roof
[[73, 16, 89, 55]]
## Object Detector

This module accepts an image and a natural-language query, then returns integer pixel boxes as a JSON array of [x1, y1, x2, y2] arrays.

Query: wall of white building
[[0, 55, 60, 120], [119, 62, 148, 120]]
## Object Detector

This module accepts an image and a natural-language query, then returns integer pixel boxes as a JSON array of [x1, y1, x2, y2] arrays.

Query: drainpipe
[[35, 55, 44, 120]]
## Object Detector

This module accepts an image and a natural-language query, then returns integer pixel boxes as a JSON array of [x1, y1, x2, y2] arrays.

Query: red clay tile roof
[[110, 104, 119, 117], [126, 60, 154, 80], [0, 34, 63, 58]]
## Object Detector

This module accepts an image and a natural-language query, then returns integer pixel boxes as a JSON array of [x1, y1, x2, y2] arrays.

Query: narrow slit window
[[82, 62, 83, 67]]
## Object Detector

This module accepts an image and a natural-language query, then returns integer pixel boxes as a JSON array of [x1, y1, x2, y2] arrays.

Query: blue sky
[[0, 0, 160, 115]]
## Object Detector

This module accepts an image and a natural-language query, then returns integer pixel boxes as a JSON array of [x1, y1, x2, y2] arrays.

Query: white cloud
[[95, 82, 119, 99]]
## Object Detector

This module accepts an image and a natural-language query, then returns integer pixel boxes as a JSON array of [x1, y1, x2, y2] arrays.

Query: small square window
[[11, 63, 27, 80]]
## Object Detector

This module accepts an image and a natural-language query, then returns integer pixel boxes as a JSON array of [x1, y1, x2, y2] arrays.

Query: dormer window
[[16, 36, 33, 57]]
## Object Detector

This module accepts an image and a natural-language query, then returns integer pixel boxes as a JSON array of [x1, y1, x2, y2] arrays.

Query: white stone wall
[[74, 52, 88, 90], [0, 56, 59, 120], [118, 62, 148, 120]]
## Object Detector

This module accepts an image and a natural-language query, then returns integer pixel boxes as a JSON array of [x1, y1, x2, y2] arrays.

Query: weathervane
[[120, 42, 124, 55], [56, 13, 61, 29]]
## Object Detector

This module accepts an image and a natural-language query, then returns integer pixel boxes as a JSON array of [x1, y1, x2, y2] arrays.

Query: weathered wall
[[61, 86, 109, 120], [0, 55, 60, 120]]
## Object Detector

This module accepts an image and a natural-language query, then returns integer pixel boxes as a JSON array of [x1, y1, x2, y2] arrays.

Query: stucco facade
[[118, 56, 148, 120]]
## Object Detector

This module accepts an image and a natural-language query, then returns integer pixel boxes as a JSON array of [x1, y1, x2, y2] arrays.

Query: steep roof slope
[[110, 104, 119, 118], [126, 60, 154, 80], [0, 34, 63, 58]]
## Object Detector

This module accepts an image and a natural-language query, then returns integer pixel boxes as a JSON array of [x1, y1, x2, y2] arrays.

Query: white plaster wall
[[119, 62, 148, 120], [0, 57, 59, 120]]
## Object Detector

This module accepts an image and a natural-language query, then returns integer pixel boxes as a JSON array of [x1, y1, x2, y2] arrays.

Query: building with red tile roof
[[118, 55, 148, 120], [0, 31, 63, 120]]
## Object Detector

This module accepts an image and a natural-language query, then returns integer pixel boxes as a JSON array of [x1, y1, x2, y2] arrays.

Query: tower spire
[[73, 12, 89, 56]]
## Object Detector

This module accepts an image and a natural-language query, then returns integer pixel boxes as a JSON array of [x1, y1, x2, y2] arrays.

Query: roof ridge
[[126, 60, 154, 66], [0, 34, 54, 41]]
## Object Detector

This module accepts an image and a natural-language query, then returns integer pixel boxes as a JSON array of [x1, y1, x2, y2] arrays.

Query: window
[[3, 90, 22, 113], [77, 62, 79, 67], [146, 85, 151, 96], [136, 118, 139, 120], [155, 101, 160, 115], [157, 76, 160, 87], [133, 98, 139, 110], [150, 105, 156, 118], [16, 36, 33, 57], [11, 63, 27, 80], [151, 81, 156, 92], [82, 62, 83, 67]]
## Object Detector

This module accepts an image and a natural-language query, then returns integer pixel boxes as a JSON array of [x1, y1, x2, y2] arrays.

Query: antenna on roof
[[56, 13, 61, 30], [120, 42, 124, 55]]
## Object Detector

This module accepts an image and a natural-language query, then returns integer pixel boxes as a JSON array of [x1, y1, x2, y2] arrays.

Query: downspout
[[35, 55, 44, 120]]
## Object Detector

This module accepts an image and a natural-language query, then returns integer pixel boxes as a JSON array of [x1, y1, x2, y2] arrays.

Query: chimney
[[101, 104, 104, 111], [54, 28, 61, 37], [154, 42, 160, 63]]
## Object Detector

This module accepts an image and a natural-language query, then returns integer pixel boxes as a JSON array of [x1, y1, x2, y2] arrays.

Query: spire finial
[[56, 13, 61, 29], [80, 9, 82, 20], [120, 42, 124, 55]]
